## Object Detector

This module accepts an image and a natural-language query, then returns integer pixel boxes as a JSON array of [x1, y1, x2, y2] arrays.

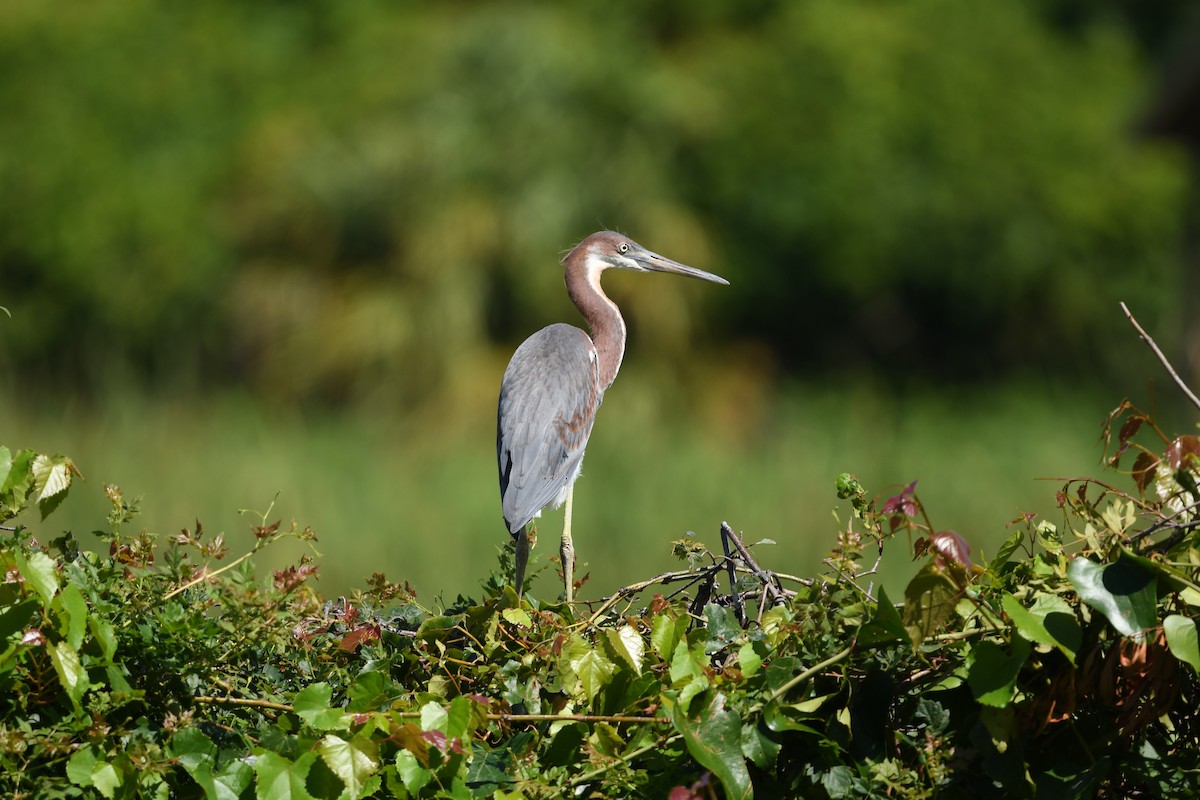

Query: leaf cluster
[[0, 397, 1199, 798]]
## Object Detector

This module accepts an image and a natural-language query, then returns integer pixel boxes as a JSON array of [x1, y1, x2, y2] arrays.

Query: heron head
[[565, 230, 729, 285]]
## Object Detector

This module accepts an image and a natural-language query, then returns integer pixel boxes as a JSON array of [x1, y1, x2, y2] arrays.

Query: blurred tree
[[0, 0, 1186, 408]]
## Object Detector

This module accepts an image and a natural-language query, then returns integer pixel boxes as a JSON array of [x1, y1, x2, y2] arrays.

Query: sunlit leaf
[[500, 607, 532, 628], [56, 582, 88, 651], [15, 549, 58, 606], [317, 733, 380, 798], [253, 751, 317, 800], [737, 642, 763, 677], [571, 648, 615, 704], [48, 641, 88, 705], [651, 612, 688, 662], [1164, 615, 1200, 673], [1001, 593, 1080, 664], [32, 454, 74, 520], [605, 624, 645, 673], [395, 750, 432, 793], [420, 701, 448, 733]]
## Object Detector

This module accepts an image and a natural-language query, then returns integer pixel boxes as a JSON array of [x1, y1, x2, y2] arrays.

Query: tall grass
[[1, 379, 1114, 603]]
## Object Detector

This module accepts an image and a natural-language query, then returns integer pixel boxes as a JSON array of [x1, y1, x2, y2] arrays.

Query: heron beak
[[634, 249, 730, 285]]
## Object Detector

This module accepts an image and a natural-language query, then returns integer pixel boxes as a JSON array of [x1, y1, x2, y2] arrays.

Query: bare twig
[[1121, 301, 1200, 412], [193, 695, 295, 712], [718, 525, 746, 624], [721, 521, 785, 604], [584, 566, 724, 626]]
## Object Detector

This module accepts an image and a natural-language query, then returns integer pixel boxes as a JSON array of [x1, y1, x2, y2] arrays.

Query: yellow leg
[[514, 528, 530, 597], [560, 484, 575, 603]]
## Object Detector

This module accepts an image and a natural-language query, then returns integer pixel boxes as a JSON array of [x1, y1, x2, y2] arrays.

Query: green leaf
[[651, 612, 687, 662], [394, 749, 432, 793], [704, 603, 741, 652], [445, 695, 472, 740], [253, 751, 317, 800], [346, 670, 393, 713], [169, 727, 217, 774], [65, 747, 121, 799], [317, 733, 380, 799], [0, 448, 35, 517], [202, 761, 254, 800], [1164, 614, 1200, 673], [1068, 555, 1157, 640], [605, 624, 645, 673], [990, 528, 1024, 569], [1001, 592, 1080, 664], [15, 549, 58, 605], [500, 607, 532, 628], [56, 581, 88, 650], [0, 598, 37, 643], [741, 722, 781, 769], [966, 637, 1030, 708], [90, 761, 122, 799], [572, 648, 615, 704], [294, 683, 344, 730], [902, 564, 960, 646], [89, 616, 118, 662], [672, 692, 753, 800], [48, 640, 89, 705], [737, 642, 763, 677], [420, 701, 448, 732], [32, 454, 73, 520], [415, 615, 460, 640], [857, 587, 909, 646], [67, 746, 99, 787]]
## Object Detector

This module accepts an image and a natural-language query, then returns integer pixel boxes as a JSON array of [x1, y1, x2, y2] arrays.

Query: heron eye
[[618, 242, 629, 254]]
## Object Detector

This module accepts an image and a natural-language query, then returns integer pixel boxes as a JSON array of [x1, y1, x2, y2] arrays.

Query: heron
[[497, 230, 728, 602]]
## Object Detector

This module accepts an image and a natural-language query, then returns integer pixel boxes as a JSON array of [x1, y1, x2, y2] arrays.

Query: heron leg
[[560, 483, 575, 603], [514, 527, 531, 597]]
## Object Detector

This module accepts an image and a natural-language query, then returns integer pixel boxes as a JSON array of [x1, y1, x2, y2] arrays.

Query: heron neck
[[566, 263, 626, 391]]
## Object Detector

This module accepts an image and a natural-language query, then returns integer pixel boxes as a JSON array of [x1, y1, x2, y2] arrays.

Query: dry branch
[[1121, 301, 1200, 412]]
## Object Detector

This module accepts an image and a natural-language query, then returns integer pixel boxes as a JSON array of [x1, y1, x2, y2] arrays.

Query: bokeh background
[[3, 1, 1198, 602]]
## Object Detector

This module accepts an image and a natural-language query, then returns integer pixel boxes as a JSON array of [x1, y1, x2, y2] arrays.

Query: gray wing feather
[[497, 323, 601, 533]]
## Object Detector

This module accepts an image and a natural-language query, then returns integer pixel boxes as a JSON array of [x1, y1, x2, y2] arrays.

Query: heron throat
[[565, 260, 626, 392]]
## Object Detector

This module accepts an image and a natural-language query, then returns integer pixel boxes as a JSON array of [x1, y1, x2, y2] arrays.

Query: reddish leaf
[[421, 730, 448, 752], [273, 563, 319, 593], [1166, 436, 1200, 470], [339, 625, 381, 653], [928, 531, 973, 571], [1132, 451, 1160, 494], [393, 723, 431, 766]]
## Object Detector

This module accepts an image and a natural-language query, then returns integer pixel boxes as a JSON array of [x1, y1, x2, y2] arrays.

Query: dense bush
[[0, 385, 1198, 798]]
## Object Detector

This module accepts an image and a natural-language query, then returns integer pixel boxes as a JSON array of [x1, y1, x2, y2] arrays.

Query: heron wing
[[497, 323, 601, 533]]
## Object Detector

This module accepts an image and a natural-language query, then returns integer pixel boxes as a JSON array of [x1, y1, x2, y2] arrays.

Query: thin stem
[[570, 734, 679, 786], [1121, 301, 1200, 412], [767, 645, 854, 703], [193, 695, 294, 712]]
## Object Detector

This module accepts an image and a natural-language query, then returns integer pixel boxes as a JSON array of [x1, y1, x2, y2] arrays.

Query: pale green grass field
[[1, 379, 1121, 604]]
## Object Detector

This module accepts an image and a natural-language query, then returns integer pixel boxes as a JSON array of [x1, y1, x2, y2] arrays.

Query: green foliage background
[[0, 0, 1187, 396]]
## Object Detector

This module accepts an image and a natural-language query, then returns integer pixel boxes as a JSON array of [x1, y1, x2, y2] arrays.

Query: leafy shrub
[[0, 395, 1197, 798]]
